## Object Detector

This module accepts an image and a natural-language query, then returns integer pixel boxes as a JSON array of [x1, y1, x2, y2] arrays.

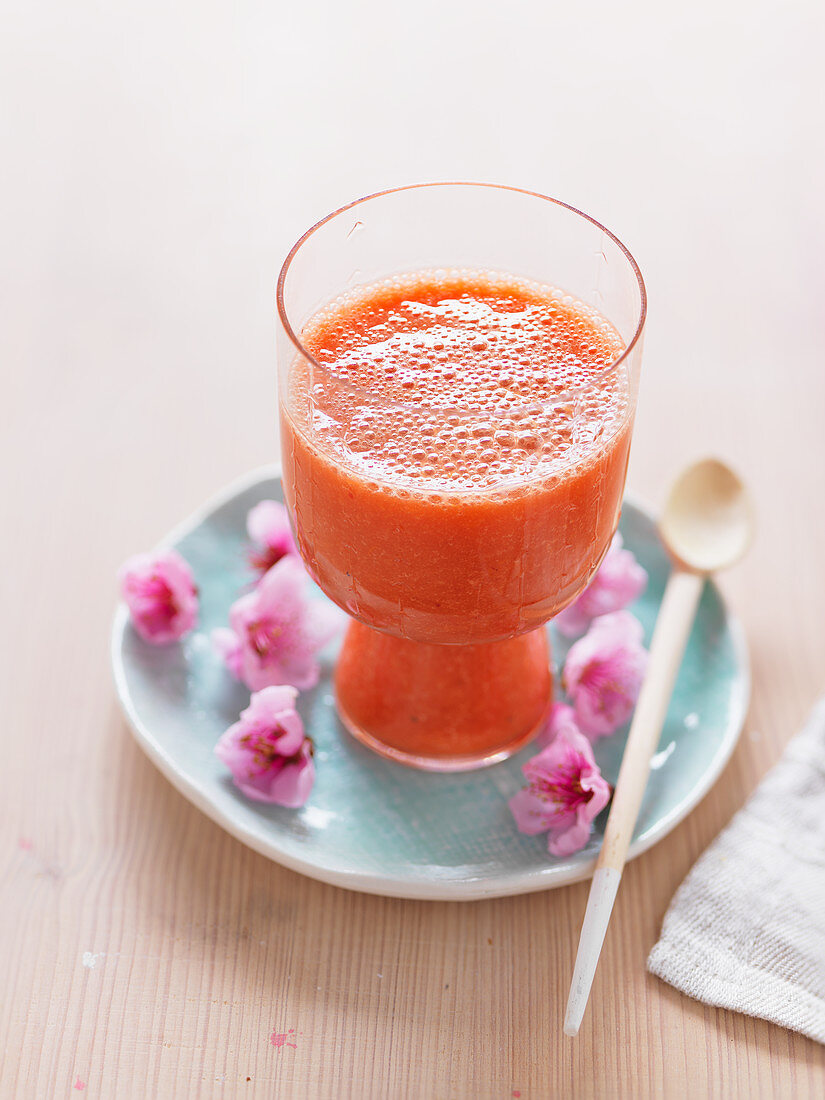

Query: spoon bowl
[[660, 458, 755, 574]]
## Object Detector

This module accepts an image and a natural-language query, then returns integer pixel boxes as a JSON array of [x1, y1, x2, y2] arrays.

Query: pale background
[[2, 0, 825, 1096]]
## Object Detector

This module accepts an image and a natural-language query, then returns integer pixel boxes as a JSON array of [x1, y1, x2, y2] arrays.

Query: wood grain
[[2, 0, 825, 1095]]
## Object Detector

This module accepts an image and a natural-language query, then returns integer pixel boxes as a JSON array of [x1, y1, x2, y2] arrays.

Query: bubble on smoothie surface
[[286, 269, 629, 494]]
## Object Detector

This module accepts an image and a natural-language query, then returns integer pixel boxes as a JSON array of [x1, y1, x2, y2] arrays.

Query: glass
[[277, 183, 646, 771]]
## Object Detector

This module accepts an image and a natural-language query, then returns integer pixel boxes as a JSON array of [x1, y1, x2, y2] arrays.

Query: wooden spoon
[[563, 458, 755, 1037]]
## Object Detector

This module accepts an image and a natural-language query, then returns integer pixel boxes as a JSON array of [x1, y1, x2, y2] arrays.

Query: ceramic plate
[[112, 466, 749, 901]]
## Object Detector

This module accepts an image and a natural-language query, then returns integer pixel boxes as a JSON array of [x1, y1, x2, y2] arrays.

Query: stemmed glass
[[277, 183, 645, 771]]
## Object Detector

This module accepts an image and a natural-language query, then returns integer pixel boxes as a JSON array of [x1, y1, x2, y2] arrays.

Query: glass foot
[[334, 620, 553, 772]]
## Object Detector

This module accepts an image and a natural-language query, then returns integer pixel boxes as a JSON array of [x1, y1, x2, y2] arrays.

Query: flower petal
[[508, 787, 559, 835], [212, 627, 244, 679], [224, 555, 343, 693], [264, 744, 315, 808], [548, 814, 592, 857], [563, 611, 648, 739], [246, 500, 299, 577], [215, 688, 315, 807], [241, 685, 305, 755], [554, 533, 647, 638], [119, 548, 198, 644], [509, 720, 611, 855], [247, 500, 292, 546]]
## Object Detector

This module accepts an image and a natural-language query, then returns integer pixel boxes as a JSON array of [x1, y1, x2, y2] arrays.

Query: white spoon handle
[[564, 568, 704, 1036], [599, 568, 704, 871]]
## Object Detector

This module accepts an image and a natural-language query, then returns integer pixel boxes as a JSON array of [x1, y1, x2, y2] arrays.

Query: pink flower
[[535, 701, 579, 749], [211, 627, 244, 679], [214, 555, 343, 691], [119, 549, 198, 644], [215, 686, 314, 806], [509, 722, 611, 856], [563, 610, 648, 738], [554, 532, 647, 638], [247, 500, 298, 579]]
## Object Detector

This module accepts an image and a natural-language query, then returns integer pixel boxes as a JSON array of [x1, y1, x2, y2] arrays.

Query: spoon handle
[[564, 568, 705, 1036], [599, 568, 704, 871]]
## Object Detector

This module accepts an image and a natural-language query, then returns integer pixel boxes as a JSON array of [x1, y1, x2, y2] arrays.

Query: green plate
[[112, 466, 749, 900]]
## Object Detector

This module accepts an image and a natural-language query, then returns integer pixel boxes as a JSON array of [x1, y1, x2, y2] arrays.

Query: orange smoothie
[[280, 270, 631, 646]]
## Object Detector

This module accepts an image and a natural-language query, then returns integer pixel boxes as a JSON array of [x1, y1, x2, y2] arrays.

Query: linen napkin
[[647, 694, 825, 1043]]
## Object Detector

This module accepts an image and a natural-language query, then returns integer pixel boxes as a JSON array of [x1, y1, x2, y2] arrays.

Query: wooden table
[[3, 1, 824, 1095]]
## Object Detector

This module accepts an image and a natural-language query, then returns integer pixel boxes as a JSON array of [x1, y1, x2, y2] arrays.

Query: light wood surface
[[3, 1, 825, 1096]]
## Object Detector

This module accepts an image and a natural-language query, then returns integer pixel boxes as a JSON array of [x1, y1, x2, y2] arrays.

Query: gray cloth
[[648, 695, 825, 1043]]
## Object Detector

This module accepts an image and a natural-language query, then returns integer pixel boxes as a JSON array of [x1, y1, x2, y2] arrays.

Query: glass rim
[[276, 181, 647, 411]]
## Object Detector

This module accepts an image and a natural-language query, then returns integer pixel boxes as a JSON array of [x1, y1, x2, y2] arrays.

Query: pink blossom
[[214, 555, 343, 691], [554, 532, 647, 638], [215, 686, 314, 806], [509, 722, 611, 856], [119, 549, 198, 644], [211, 627, 244, 679], [535, 701, 579, 749], [563, 610, 648, 738], [247, 500, 298, 579]]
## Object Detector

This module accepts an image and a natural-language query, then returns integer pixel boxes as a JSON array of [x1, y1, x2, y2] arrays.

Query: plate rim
[[111, 464, 751, 901]]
